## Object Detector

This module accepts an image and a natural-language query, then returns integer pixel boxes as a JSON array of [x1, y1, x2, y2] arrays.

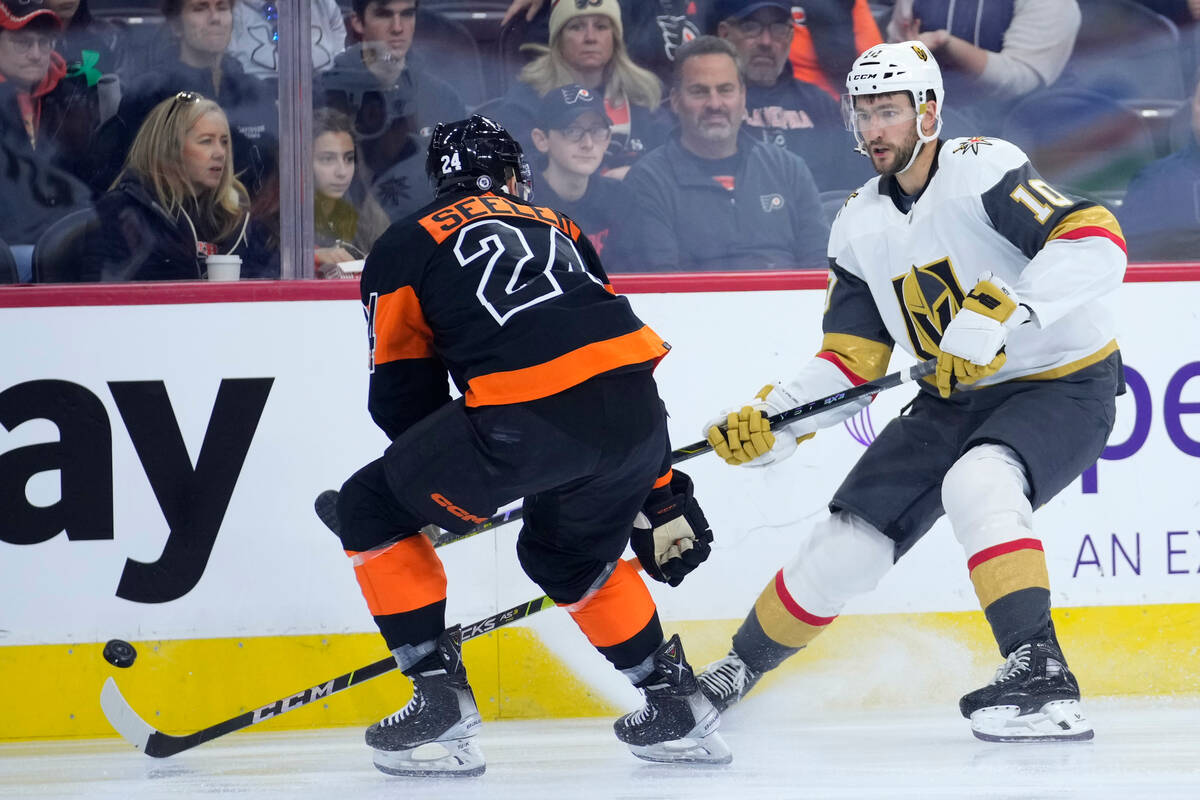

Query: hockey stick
[[101, 585, 568, 757], [668, 358, 936, 462], [324, 359, 936, 545]]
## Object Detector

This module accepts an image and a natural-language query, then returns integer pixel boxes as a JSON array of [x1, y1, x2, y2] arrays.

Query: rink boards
[[0, 272, 1197, 741]]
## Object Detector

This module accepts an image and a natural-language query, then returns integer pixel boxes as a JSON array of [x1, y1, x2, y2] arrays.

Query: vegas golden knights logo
[[912, 45, 929, 62], [891, 258, 965, 359]]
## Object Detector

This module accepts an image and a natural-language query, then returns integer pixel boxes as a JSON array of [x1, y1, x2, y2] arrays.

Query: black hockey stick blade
[[100, 592, 560, 758], [669, 359, 936, 462]]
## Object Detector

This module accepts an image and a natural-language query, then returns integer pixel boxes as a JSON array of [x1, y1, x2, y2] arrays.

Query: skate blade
[[970, 699, 1094, 743], [628, 731, 732, 765], [372, 737, 486, 777]]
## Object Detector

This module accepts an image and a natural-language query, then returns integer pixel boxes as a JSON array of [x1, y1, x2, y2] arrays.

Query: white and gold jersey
[[818, 136, 1126, 389]]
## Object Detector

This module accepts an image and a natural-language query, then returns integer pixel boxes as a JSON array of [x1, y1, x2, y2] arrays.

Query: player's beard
[[872, 127, 920, 177]]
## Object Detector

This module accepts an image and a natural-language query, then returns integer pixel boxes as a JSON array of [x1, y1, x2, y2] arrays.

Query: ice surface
[[2, 697, 1197, 799]]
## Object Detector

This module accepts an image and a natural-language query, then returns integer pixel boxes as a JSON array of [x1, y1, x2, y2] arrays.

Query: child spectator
[[497, 0, 670, 179], [82, 92, 276, 281], [91, 0, 278, 196], [528, 84, 631, 264], [230, 0, 346, 79], [0, 0, 100, 278], [317, 0, 464, 220], [311, 107, 389, 275]]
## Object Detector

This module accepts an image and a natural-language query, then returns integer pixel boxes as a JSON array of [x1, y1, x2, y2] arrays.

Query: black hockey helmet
[[425, 115, 533, 200]]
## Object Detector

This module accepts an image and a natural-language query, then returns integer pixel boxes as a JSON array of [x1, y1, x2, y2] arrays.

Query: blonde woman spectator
[[311, 107, 389, 276], [91, 0, 278, 195], [82, 92, 276, 281], [496, 0, 670, 178]]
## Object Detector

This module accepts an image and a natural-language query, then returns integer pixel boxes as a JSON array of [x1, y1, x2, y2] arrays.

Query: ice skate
[[696, 649, 762, 713], [960, 639, 1093, 742], [614, 634, 732, 765], [366, 626, 485, 777]]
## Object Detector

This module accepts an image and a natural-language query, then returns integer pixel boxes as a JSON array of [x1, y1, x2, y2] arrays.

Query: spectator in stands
[[46, 0, 125, 77], [82, 92, 277, 281], [788, 0, 883, 100], [1120, 76, 1200, 261], [317, 0, 464, 220], [311, 107, 389, 275], [617, 36, 827, 271], [230, 0, 346, 79], [497, 0, 670, 179], [0, 0, 99, 279], [319, 0, 464, 139], [887, 0, 1080, 126], [91, 0, 278, 195], [715, 0, 872, 191], [501, 0, 708, 89], [529, 83, 632, 263]]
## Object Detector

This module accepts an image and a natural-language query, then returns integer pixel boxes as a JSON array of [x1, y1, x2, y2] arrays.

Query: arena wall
[[1, 268, 1197, 741]]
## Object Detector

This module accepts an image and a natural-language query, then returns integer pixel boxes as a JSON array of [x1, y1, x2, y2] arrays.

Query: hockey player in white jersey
[[696, 41, 1126, 742]]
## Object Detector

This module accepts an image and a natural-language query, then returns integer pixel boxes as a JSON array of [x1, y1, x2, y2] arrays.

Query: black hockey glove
[[631, 469, 713, 587]]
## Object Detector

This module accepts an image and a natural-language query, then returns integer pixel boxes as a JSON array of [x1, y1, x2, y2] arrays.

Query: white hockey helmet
[[843, 41, 944, 173]]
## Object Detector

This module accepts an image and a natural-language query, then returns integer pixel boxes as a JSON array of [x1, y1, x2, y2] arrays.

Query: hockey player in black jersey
[[694, 42, 1126, 742], [331, 115, 728, 777]]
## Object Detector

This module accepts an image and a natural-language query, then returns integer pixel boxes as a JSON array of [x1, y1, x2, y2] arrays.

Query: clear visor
[[841, 94, 921, 134]]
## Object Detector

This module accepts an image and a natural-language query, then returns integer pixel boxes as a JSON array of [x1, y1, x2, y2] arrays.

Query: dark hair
[[313, 107, 355, 141], [162, 0, 238, 19], [352, 0, 418, 16], [671, 35, 745, 90]]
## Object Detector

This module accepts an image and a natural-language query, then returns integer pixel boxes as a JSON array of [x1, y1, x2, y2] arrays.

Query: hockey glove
[[936, 273, 1031, 398], [704, 384, 817, 467], [631, 469, 713, 587]]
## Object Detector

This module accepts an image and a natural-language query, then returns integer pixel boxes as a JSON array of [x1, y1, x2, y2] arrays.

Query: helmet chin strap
[[896, 101, 941, 176]]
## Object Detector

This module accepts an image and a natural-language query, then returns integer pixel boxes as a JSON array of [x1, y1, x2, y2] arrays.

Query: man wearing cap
[[715, 0, 871, 192], [317, 0, 466, 219], [529, 83, 632, 264], [616, 35, 827, 271], [0, 0, 100, 279]]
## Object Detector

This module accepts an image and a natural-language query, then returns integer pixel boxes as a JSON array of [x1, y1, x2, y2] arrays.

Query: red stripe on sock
[[967, 538, 1045, 572], [774, 570, 837, 626]]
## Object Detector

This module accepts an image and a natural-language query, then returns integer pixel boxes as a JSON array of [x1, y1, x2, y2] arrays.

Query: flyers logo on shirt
[[760, 194, 785, 212], [891, 257, 966, 360]]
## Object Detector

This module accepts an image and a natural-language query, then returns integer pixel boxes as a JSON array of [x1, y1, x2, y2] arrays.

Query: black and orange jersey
[[361, 189, 669, 440]]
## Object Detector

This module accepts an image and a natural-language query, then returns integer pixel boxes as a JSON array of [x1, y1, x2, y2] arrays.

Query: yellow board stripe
[[4, 602, 1199, 742]]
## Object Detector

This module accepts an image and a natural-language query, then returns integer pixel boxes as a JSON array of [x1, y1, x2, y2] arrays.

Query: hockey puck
[[102, 639, 137, 668]]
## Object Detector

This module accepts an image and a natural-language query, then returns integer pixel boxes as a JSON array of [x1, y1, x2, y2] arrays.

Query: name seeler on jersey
[[361, 189, 668, 439]]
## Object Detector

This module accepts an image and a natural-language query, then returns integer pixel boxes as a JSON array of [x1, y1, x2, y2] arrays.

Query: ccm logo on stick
[[431, 493, 488, 524]]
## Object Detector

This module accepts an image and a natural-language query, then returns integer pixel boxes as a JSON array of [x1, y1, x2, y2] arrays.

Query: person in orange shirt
[[788, 0, 883, 98]]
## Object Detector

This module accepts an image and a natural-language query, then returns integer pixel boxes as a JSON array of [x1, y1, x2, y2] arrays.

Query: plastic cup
[[206, 254, 242, 281]]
